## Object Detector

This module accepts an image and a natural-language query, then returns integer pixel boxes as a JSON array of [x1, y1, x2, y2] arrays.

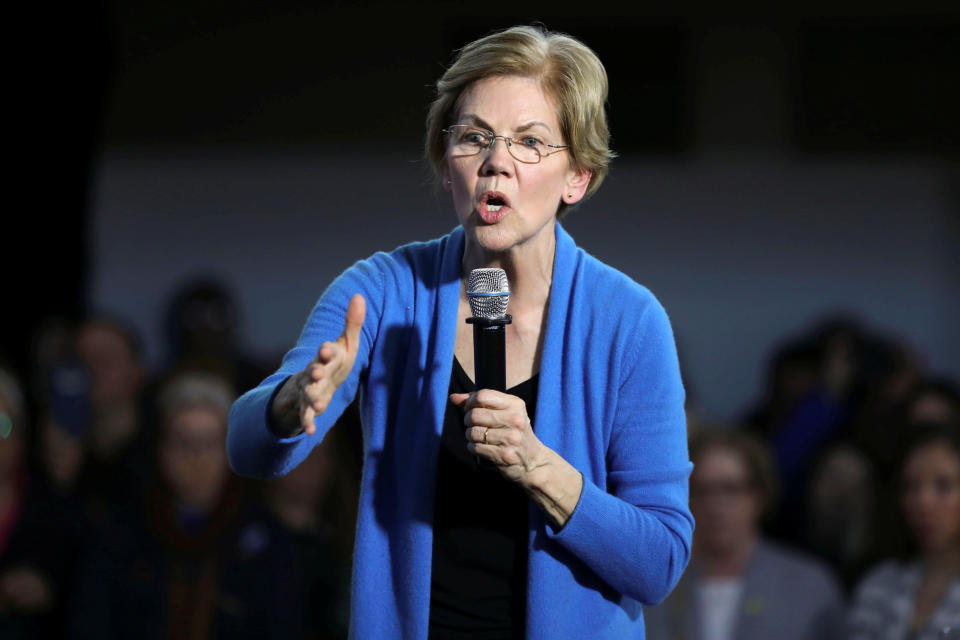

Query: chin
[[465, 219, 517, 253]]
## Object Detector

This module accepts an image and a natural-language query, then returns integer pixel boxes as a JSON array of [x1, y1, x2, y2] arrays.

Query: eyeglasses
[[442, 125, 569, 164]]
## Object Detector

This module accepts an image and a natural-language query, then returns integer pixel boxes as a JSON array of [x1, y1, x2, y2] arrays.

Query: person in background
[[0, 363, 91, 638], [73, 315, 152, 524], [162, 277, 270, 395], [70, 371, 301, 639], [644, 428, 844, 640], [847, 424, 960, 639], [265, 422, 358, 640]]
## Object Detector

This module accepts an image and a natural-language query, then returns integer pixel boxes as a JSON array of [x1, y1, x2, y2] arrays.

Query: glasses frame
[[442, 125, 570, 164]]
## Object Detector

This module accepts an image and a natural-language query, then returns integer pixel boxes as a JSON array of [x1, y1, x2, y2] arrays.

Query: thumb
[[341, 294, 366, 352], [449, 392, 470, 407]]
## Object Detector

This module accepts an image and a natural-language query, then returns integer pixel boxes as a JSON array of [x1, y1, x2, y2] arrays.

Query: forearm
[[522, 447, 583, 530], [227, 379, 311, 478]]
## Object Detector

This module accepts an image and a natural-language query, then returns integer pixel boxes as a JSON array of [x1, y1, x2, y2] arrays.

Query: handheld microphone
[[465, 268, 512, 392]]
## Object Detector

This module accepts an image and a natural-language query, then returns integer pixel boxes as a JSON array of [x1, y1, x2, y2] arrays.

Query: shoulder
[[852, 559, 913, 600], [344, 229, 460, 291], [752, 539, 842, 596], [318, 229, 460, 311], [569, 245, 672, 336]]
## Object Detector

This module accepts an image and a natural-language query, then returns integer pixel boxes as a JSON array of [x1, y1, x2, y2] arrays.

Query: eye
[[520, 135, 544, 148], [462, 128, 490, 145]]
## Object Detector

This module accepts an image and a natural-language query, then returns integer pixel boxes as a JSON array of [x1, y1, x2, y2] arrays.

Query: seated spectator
[[265, 422, 356, 640], [73, 316, 153, 524], [644, 428, 844, 640], [0, 365, 87, 638], [804, 443, 880, 592], [69, 372, 301, 639], [162, 278, 269, 395], [847, 424, 960, 639]]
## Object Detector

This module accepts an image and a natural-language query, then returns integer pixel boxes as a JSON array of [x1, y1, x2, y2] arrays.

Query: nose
[[479, 136, 514, 177]]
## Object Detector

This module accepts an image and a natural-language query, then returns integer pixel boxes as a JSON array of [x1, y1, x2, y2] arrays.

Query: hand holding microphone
[[451, 269, 549, 483]]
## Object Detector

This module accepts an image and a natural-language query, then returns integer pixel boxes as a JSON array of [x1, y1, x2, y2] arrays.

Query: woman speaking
[[227, 25, 693, 639]]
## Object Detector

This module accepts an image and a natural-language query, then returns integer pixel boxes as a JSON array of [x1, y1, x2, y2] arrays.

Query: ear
[[563, 168, 593, 205]]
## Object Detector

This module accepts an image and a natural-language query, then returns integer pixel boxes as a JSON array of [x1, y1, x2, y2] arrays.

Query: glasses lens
[[507, 142, 541, 164], [448, 126, 487, 156]]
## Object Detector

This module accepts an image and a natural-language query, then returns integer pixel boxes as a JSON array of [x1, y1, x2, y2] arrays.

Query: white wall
[[90, 149, 959, 420]]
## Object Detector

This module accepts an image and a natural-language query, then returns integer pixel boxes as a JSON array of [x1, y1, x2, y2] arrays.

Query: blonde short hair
[[425, 25, 614, 217], [157, 371, 235, 427]]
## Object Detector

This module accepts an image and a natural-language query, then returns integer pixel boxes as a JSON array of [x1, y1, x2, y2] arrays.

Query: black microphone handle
[[466, 315, 512, 392]]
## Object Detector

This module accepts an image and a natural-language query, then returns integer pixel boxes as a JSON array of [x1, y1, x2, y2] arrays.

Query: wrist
[[268, 376, 304, 438], [522, 448, 583, 530]]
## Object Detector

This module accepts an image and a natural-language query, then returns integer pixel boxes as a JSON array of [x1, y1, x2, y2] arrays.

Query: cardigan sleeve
[[226, 255, 386, 479], [545, 298, 694, 605]]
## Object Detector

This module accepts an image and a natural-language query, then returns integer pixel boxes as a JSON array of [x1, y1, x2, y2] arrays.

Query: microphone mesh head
[[466, 268, 510, 319]]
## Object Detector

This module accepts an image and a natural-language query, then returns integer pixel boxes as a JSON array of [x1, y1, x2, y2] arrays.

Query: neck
[[461, 223, 556, 311], [698, 533, 757, 579]]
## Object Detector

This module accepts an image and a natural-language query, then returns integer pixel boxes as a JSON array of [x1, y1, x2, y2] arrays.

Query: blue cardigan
[[227, 223, 693, 638]]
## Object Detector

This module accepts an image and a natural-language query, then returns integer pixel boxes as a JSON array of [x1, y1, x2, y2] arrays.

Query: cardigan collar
[[435, 221, 578, 450]]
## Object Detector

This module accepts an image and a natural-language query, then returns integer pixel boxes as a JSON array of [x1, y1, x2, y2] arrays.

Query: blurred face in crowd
[[901, 440, 960, 553], [41, 419, 85, 491], [690, 445, 762, 556], [75, 323, 143, 408], [160, 405, 229, 511]]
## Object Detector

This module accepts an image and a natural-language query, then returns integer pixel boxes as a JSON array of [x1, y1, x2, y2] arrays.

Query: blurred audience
[[74, 315, 153, 525], [0, 365, 87, 638], [3, 296, 958, 639], [69, 371, 303, 639], [644, 428, 844, 640], [162, 277, 270, 394], [847, 424, 960, 639], [804, 443, 880, 591], [264, 410, 360, 640]]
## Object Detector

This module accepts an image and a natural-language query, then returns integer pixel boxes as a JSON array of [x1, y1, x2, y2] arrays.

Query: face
[[42, 419, 85, 490], [444, 75, 591, 257], [75, 324, 143, 408], [690, 446, 763, 556], [160, 406, 229, 511], [901, 441, 960, 553]]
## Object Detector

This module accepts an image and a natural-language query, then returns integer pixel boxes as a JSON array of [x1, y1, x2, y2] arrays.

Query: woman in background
[[644, 428, 844, 640], [847, 424, 960, 639]]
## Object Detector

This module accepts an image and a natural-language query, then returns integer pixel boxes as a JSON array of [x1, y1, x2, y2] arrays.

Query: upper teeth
[[487, 204, 502, 212]]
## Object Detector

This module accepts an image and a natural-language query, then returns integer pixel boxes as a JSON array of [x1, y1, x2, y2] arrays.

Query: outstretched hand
[[271, 294, 366, 436]]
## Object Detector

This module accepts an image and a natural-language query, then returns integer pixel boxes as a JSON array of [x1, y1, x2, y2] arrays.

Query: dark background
[[9, 0, 959, 420]]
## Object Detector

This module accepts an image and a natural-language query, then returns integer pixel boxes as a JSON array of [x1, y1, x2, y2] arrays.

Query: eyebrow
[[459, 114, 553, 134]]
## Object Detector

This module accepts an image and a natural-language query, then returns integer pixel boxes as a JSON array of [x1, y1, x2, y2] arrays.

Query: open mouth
[[478, 191, 511, 222]]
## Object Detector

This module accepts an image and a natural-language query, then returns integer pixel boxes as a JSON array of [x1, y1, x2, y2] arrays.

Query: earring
[[567, 193, 573, 198], [447, 180, 452, 186]]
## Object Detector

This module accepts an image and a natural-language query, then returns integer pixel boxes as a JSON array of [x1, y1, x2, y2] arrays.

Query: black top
[[429, 359, 539, 639]]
